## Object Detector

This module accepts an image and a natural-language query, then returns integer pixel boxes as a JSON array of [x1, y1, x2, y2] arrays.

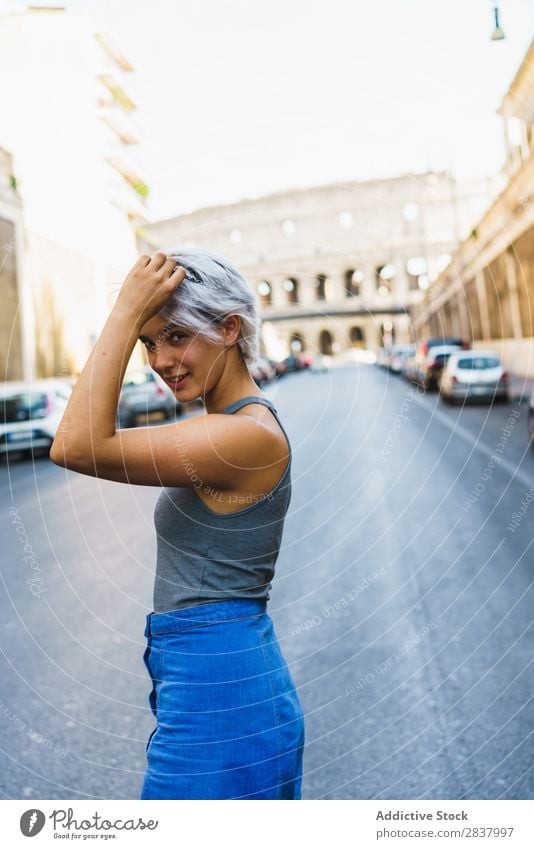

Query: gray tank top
[[152, 395, 292, 612]]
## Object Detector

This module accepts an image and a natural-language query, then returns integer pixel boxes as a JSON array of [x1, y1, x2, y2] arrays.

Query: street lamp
[[491, 5, 506, 40]]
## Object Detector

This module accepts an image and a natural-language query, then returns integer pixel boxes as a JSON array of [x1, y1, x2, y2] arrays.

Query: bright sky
[[66, 0, 534, 220]]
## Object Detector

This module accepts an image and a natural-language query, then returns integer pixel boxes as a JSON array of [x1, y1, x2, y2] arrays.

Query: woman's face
[[138, 315, 228, 398]]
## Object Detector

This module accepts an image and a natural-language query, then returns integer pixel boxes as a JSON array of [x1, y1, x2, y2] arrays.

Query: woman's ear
[[222, 315, 241, 347]]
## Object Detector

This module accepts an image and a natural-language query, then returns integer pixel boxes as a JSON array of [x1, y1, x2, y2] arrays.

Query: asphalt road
[[1, 363, 533, 800]]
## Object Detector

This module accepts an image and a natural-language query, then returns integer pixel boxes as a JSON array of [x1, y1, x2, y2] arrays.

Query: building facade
[[138, 171, 498, 361], [0, 146, 27, 381], [0, 5, 147, 379], [412, 40, 534, 377]]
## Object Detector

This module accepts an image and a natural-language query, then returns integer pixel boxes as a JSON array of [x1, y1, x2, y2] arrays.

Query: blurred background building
[[137, 171, 499, 361], [413, 39, 534, 377], [0, 145, 26, 381], [1, 6, 532, 381], [0, 4, 147, 380]]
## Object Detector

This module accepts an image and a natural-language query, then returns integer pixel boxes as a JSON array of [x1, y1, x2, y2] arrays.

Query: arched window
[[349, 326, 365, 347], [283, 277, 299, 304], [375, 264, 396, 295], [405, 257, 428, 291], [319, 329, 334, 355], [344, 269, 364, 297], [379, 320, 395, 347], [315, 273, 327, 301], [289, 332, 305, 352], [257, 280, 272, 307]]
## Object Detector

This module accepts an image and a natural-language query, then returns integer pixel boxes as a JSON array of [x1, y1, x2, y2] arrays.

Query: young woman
[[50, 246, 305, 800]]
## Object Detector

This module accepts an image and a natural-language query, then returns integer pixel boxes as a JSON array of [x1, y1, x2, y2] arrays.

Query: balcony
[[94, 32, 135, 73], [105, 154, 148, 203], [100, 108, 138, 145], [98, 73, 136, 112]]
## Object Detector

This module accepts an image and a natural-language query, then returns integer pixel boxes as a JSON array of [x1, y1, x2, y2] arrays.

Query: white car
[[0, 378, 73, 459], [388, 344, 416, 374], [439, 350, 510, 404], [416, 344, 464, 390]]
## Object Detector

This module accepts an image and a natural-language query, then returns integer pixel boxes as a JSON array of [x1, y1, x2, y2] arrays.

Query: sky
[[65, 0, 534, 221]]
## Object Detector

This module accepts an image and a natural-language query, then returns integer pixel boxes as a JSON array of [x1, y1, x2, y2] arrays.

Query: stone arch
[[289, 331, 306, 352], [378, 320, 396, 347], [257, 280, 272, 307], [344, 269, 363, 297], [349, 326, 366, 347], [314, 273, 327, 301], [319, 328, 334, 355], [283, 276, 299, 304], [375, 263, 397, 295]]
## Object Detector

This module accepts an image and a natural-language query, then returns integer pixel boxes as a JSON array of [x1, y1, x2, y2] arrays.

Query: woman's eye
[[170, 333, 185, 342]]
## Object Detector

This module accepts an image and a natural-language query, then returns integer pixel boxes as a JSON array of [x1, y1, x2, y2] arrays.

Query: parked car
[[257, 356, 278, 382], [310, 353, 331, 373], [401, 351, 418, 382], [265, 358, 288, 378], [439, 350, 510, 404], [0, 378, 73, 459], [412, 337, 470, 386], [387, 344, 416, 374], [249, 357, 277, 387], [298, 352, 314, 368], [282, 352, 312, 373], [375, 346, 392, 368], [117, 367, 182, 428], [416, 344, 465, 390]]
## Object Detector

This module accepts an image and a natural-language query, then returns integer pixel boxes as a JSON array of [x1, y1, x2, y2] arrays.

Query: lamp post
[[491, 4, 506, 40]]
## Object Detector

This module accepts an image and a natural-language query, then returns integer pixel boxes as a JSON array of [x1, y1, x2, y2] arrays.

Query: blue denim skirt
[[140, 599, 305, 800]]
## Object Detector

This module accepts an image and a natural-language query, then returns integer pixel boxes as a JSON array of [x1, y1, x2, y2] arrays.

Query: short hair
[[157, 245, 261, 365]]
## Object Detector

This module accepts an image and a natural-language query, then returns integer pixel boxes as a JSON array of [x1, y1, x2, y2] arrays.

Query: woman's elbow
[[49, 440, 84, 469], [49, 441, 70, 467]]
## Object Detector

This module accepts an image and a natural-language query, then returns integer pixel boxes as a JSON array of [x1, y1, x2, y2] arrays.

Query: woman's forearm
[[50, 252, 185, 465], [50, 307, 142, 462]]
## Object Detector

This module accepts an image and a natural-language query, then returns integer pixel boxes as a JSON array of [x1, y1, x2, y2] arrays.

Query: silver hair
[[157, 245, 261, 365]]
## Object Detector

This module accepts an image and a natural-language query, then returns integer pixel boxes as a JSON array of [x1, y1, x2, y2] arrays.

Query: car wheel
[[118, 414, 136, 429], [162, 405, 174, 421], [22, 445, 50, 460]]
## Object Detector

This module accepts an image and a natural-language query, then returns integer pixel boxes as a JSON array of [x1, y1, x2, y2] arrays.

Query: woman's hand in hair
[[114, 251, 186, 326]]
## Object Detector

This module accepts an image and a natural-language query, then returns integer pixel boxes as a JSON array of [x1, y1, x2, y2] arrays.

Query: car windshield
[[123, 372, 154, 388], [457, 356, 501, 370], [1, 392, 48, 423], [430, 347, 460, 358], [429, 338, 464, 347]]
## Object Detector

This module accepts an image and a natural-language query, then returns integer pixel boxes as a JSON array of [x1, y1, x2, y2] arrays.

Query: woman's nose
[[150, 344, 176, 372]]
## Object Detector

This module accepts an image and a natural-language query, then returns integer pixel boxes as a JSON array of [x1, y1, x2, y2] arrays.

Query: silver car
[[416, 344, 464, 390], [387, 344, 416, 375], [0, 378, 73, 459], [117, 367, 182, 428], [439, 350, 510, 404]]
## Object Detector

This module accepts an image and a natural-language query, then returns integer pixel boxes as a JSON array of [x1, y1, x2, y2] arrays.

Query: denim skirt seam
[[143, 614, 163, 756], [258, 626, 283, 801], [146, 600, 268, 635]]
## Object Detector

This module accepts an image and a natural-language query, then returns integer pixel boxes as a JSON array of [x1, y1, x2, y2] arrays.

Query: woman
[[50, 246, 305, 800]]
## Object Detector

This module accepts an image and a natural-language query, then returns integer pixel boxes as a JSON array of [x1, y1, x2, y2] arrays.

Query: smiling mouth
[[166, 373, 191, 387]]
